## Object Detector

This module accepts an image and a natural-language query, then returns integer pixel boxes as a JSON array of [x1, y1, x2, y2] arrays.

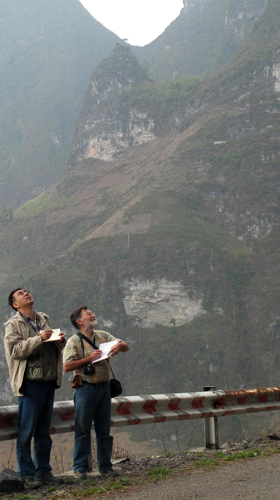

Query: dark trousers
[[73, 382, 113, 473], [17, 379, 55, 479]]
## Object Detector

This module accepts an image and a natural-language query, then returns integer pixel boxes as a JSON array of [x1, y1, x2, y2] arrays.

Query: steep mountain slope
[[0, 0, 121, 209], [0, 0, 267, 209], [1, 0, 267, 211], [1, 0, 280, 448], [135, 0, 269, 80]]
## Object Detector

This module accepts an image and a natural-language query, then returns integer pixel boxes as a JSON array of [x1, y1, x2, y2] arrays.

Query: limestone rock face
[[183, 0, 268, 15], [122, 278, 206, 328], [69, 46, 155, 166], [272, 62, 280, 92], [183, 0, 269, 42]]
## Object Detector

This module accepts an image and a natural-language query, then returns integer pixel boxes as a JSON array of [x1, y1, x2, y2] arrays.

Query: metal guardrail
[[1, 386, 280, 448]]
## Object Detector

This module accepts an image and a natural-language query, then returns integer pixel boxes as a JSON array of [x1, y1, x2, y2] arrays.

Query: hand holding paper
[[91, 340, 118, 363], [41, 329, 64, 342]]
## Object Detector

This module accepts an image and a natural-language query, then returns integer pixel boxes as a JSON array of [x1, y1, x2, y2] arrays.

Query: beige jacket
[[4, 311, 65, 397]]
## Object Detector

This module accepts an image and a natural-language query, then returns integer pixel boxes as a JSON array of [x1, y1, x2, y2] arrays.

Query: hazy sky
[[79, 0, 184, 46]]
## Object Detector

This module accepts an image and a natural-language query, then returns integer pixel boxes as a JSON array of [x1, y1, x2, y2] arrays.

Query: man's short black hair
[[70, 305, 88, 329], [8, 288, 22, 310]]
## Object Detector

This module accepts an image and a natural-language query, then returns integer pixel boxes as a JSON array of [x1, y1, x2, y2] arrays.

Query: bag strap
[[77, 332, 86, 358], [78, 331, 96, 348], [77, 332, 116, 378]]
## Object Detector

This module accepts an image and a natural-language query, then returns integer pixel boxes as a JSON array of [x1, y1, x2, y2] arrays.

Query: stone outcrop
[[69, 46, 156, 166], [183, 0, 269, 42], [272, 62, 280, 92], [122, 279, 206, 328]]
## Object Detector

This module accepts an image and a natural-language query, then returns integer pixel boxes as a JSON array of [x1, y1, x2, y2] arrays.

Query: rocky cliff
[[137, 0, 269, 80], [183, 0, 267, 18], [69, 46, 155, 165]]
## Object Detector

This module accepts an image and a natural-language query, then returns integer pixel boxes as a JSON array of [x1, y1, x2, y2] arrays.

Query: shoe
[[101, 470, 120, 478], [40, 476, 64, 485], [24, 478, 42, 489], [75, 471, 87, 480]]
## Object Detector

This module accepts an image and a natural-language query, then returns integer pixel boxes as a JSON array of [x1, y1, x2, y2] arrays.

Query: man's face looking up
[[78, 309, 97, 331], [12, 290, 34, 310]]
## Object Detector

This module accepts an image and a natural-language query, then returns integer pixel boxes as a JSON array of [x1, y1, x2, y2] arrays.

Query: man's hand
[[88, 349, 103, 362], [57, 332, 65, 343], [108, 343, 122, 357], [40, 329, 53, 342], [63, 349, 103, 373]]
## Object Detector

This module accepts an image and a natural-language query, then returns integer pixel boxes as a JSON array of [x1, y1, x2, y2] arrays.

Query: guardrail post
[[203, 386, 219, 450]]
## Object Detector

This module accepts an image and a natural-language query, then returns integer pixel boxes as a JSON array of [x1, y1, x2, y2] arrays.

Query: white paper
[[92, 340, 118, 363], [42, 329, 62, 342]]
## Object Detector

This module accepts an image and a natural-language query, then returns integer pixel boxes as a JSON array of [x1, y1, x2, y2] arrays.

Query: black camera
[[84, 363, 95, 375]]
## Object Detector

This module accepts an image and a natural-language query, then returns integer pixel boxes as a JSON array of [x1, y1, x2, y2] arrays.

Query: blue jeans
[[73, 382, 113, 473], [17, 379, 55, 480]]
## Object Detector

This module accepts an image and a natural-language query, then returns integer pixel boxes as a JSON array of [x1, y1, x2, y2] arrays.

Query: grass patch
[[72, 477, 131, 497], [195, 458, 219, 468], [112, 478, 132, 489], [213, 451, 225, 458], [47, 485, 57, 492], [72, 486, 109, 496], [193, 447, 265, 469], [62, 477, 75, 485], [262, 447, 280, 456], [82, 478, 98, 486], [14, 495, 37, 500], [147, 466, 171, 478], [225, 448, 262, 461]]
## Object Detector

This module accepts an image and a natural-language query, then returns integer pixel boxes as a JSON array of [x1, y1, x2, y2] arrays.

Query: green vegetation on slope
[[126, 75, 201, 134]]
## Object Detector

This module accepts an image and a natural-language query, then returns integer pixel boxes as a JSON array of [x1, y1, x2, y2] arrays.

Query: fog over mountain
[[0, 0, 266, 209], [0, 0, 121, 209], [1, 0, 280, 450]]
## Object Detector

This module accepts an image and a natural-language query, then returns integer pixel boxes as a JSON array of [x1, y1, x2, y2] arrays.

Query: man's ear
[[76, 318, 82, 326], [12, 301, 19, 311]]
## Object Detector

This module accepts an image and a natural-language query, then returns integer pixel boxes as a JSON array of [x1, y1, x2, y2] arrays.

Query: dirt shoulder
[[116, 451, 280, 500], [2, 435, 280, 499]]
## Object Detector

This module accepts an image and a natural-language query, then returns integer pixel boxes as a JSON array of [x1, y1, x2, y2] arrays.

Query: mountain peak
[[69, 45, 155, 165], [183, 0, 205, 11]]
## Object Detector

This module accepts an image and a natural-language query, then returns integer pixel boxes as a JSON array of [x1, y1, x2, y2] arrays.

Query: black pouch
[[110, 377, 122, 398]]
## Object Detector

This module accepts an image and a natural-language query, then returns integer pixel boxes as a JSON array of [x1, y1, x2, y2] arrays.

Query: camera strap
[[77, 332, 116, 378], [78, 332, 97, 351]]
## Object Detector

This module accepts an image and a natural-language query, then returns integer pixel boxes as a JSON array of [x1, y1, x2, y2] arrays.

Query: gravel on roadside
[[1, 434, 280, 499]]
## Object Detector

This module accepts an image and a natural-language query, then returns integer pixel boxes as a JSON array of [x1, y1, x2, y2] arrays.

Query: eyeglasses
[[13, 290, 31, 302], [84, 311, 95, 317], [78, 311, 96, 321]]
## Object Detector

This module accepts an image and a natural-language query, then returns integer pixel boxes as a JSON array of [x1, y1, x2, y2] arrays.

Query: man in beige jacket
[[4, 288, 66, 489]]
